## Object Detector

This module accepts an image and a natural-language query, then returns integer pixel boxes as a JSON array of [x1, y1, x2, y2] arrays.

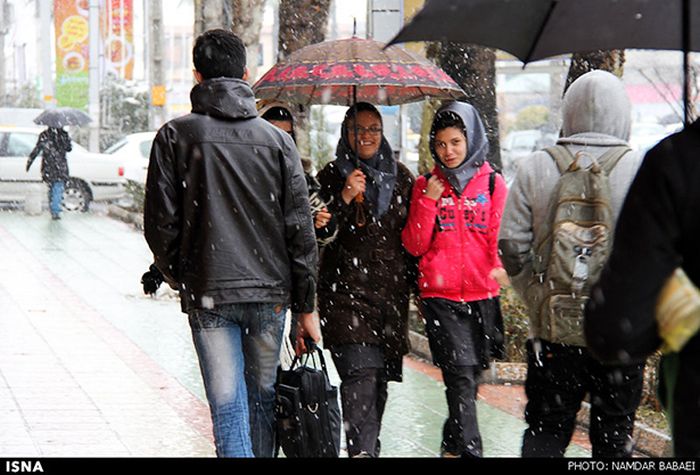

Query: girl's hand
[[424, 176, 445, 201], [489, 267, 511, 288]]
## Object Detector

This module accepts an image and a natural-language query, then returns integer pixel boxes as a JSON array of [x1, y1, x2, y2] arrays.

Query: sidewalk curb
[[409, 330, 672, 457], [108, 204, 143, 230]]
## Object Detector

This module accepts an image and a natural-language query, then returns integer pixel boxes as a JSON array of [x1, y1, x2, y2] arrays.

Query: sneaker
[[51, 215, 61, 220], [440, 450, 460, 458], [350, 451, 371, 458]]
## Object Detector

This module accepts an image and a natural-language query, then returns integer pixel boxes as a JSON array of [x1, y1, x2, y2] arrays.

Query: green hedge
[[124, 180, 145, 213]]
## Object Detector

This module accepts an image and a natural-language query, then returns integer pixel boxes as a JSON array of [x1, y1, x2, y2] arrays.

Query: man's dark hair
[[193, 29, 247, 80], [261, 106, 293, 123]]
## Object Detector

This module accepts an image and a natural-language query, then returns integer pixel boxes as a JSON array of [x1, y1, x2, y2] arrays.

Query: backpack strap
[[545, 145, 630, 176], [543, 145, 576, 174], [597, 146, 631, 176]]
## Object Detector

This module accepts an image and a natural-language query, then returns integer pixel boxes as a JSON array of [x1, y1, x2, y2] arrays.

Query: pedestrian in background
[[402, 101, 508, 458], [144, 29, 319, 458], [26, 126, 72, 220], [585, 120, 700, 457], [258, 101, 337, 247], [316, 102, 415, 458], [259, 100, 337, 346], [499, 70, 645, 458]]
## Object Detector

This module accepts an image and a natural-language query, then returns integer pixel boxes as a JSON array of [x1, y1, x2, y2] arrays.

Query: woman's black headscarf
[[333, 102, 397, 219]]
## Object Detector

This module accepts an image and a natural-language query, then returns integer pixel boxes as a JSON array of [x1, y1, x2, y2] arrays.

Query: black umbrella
[[34, 107, 92, 128], [388, 0, 700, 123]]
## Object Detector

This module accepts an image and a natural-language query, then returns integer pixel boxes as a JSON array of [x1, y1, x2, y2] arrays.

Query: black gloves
[[141, 264, 164, 295]]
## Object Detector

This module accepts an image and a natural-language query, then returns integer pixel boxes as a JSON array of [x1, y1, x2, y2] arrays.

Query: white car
[[501, 129, 557, 187], [104, 131, 156, 185], [0, 126, 126, 211], [629, 122, 669, 155]]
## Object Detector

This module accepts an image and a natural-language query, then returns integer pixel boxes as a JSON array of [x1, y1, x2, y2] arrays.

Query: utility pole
[[88, 0, 100, 151], [39, 0, 54, 106], [0, 0, 10, 105], [148, 0, 165, 129]]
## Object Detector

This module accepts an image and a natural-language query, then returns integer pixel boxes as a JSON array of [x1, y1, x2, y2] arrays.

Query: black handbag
[[274, 342, 341, 458]]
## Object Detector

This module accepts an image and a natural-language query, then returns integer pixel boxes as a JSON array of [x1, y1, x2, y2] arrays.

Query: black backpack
[[274, 343, 341, 458]]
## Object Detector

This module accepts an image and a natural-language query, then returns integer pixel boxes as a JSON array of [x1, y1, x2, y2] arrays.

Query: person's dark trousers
[[440, 366, 483, 457], [522, 339, 645, 458], [421, 297, 484, 457], [333, 365, 388, 457], [665, 354, 700, 456]]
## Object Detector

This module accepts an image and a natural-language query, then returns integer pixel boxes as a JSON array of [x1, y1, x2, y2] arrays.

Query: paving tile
[[0, 445, 42, 457]]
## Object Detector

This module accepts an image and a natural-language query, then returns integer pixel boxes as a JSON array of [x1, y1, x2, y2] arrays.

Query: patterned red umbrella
[[253, 37, 466, 106]]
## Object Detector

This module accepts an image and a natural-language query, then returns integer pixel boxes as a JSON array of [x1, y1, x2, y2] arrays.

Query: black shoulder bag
[[274, 342, 341, 458]]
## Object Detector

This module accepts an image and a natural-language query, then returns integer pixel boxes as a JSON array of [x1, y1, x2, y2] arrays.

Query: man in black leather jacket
[[144, 29, 319, 458]]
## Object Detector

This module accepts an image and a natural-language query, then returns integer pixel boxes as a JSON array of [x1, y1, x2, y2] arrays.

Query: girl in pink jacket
[[402, 102, 509, 457]]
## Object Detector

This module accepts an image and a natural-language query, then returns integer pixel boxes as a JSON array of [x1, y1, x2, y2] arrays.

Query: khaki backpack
[[529, 145, 630, 346]]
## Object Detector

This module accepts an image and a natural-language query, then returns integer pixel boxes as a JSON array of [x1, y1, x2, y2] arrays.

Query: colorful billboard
[[103, 0, 134, 79], [55, 0, 90, 108]]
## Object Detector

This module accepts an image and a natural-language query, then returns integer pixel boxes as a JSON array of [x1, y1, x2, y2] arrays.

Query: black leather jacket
[[144, 78, 318, 313]]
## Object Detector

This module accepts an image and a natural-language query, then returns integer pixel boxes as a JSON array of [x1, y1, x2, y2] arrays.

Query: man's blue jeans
[[49, 181, 64, 217], [189, 302, 286, 458]]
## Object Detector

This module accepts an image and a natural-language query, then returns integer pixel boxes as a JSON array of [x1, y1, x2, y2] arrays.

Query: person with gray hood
[[498, 70, 645, 457], [402, 101, 508, 457], [144, 29, 319, 458]]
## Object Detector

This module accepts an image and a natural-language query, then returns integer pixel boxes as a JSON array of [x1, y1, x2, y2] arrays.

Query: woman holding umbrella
[[26, 126, 73, 220], [316, 102, 415, 458]]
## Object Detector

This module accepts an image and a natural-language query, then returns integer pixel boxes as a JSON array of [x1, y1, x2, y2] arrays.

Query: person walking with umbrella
[[26, 126, 73, 220], [316, 102, 416, 458], [402, 101, 509, 457]]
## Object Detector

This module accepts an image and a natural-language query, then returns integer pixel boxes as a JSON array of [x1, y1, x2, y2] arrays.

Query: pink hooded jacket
[[402, 161, 506, 302]]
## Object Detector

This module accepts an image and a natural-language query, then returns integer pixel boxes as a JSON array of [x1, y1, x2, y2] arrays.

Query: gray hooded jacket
[[498, 70, 643, 336]]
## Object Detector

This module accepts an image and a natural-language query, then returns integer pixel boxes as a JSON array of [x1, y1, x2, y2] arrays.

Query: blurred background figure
[[258, 100, 337, 348], [26, 126, 73, 220]]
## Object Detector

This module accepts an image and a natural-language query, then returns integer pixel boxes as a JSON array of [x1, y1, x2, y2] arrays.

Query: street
[[0, 208, 588, 457]]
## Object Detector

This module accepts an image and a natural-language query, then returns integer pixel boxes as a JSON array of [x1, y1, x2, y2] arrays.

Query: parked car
[[104, 131, 156, 185], [501, 129, 557, 187], [629, 122, 670, 155], [0, 126, 126, 211]]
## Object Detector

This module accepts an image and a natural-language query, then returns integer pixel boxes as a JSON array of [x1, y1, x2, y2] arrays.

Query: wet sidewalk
[[0, 210, 589, 457]]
